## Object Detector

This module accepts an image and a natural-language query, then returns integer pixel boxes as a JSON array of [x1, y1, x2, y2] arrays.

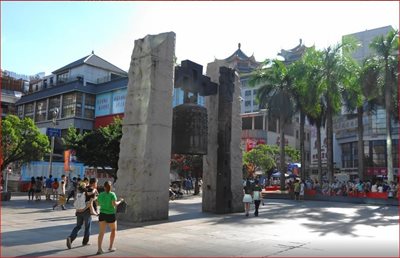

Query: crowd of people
[[303, 178, 399, 198]]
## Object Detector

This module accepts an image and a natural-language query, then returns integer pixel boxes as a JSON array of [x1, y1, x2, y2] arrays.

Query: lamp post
[[48, 108, 59, 177], [4, 167, 11, 192]]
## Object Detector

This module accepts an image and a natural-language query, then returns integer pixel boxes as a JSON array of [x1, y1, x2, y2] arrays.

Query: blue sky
[[2, 1, 399, 76]]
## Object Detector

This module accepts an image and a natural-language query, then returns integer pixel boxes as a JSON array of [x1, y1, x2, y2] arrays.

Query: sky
[[1, 1, 399, 76]]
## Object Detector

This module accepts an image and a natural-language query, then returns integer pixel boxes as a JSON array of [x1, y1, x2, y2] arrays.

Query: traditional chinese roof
[[278, 39, 309, 64], [214, 43, 261, 73]]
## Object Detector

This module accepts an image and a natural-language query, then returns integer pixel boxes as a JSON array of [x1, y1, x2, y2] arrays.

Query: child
[[75, 182, 98, 216]]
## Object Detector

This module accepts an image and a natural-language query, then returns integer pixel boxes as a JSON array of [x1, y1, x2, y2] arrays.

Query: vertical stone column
[[115, 32, 175, 222], [203, 62, 243, 213]]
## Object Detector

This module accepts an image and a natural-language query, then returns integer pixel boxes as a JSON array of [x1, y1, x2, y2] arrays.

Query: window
[[48, 96, 61, 120], [35, 100, 47, 122], [245, 90, 251, 96], [254, 116, 263, 130], [57, 72, 69, 84], [84, 94, 95, 119], [268, 116, 277, 132], [253, 89, 257, 95], [371, 140, 386, 167], [24, 103, 34, 120], [245, 100, 251, 107], [17, 105, 23, 118], [296, 130, 299, 139], [75, 92, 83, 117], [242, 117, 252, 130], [62, 93, 77, 118]]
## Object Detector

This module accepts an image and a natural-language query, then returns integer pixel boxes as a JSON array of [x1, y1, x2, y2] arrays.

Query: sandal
[[108, 248, 116, 252], [96, 250, 104, 255]]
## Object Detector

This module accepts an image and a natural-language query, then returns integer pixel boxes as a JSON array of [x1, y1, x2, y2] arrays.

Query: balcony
[[241, 129, 268, 140]]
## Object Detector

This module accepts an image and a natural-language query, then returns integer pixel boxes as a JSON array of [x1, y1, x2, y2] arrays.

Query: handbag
[[116, 200, 127, 213]]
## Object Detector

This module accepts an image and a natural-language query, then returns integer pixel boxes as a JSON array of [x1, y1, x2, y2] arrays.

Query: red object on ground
[[366, 192, 388, 199], [305, 189, 316, 196], [265, 185, 280, 191]]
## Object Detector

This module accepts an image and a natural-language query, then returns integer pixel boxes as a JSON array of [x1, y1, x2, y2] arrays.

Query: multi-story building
[[1, 70, 29, 118], [15, 52, 128, 159], [335, 25, 398, 180]]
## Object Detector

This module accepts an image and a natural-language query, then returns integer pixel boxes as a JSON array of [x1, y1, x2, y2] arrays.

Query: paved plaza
[[2, 194, 399, 257]]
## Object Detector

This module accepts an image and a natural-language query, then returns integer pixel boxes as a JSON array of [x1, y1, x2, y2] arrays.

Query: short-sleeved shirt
[[98, 191, 117, 214], [58, 180, 66, 195]]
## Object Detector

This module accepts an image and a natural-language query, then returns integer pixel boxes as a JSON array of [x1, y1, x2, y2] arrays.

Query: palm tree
[[319, 39, 358, 183], [249, 59, 296, 190], [294, 47, 327, 184], [369, 29, 399, 183], [342, 57, 380, 181]]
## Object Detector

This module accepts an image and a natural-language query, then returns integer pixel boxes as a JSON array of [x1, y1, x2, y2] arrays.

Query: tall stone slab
[[203, 62, 243, 213], [115, 32, 175, 222]]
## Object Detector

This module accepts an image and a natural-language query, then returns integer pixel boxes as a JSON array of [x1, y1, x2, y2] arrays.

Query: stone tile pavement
[[1, 194, 399, 257]]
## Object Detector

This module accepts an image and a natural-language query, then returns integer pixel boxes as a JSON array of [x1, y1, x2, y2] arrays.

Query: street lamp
[[48, 108, 59, 177]]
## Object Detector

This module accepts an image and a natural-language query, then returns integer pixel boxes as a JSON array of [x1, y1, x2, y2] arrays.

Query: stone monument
[[115, 32, 175, 222], [202, 62, 244, 213]]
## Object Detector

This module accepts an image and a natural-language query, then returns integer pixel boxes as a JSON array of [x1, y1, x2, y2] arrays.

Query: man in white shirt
[[53, 175, 67, 210]]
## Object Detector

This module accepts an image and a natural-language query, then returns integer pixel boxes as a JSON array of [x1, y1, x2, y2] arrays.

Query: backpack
[[52, 181, 59, 189], [74, 192, 87, 210]]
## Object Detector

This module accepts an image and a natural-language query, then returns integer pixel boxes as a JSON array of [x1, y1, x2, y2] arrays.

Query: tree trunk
[[279, 115, 286, 191], [326, 103, 334, 183], [357, 106, 364, 181], [385, 62, 393, 183], [317, 124, 323, 184], [300, 112, 306, 181]]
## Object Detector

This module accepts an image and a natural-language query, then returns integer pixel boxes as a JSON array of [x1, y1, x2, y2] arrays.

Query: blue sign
[[46, 128, 61, 137]]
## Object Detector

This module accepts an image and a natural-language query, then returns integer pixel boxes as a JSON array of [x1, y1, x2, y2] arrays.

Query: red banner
[[64, 150, 71, 172], [366, 167, 387, 176]]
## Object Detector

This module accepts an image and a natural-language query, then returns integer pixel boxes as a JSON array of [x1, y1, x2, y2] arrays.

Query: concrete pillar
[[203, 62, 243, 213], [115, 32, 175, 222]]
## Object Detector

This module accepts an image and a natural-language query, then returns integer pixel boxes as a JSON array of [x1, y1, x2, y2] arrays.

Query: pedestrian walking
[[293, 179, 300, 201], [96, 181, 123, 254], [242, 179, 253, 217], [299, 180, 305, 200], [53, 175, 66, 210], [28, 176, 35, 201], [34, 177, 42, 201], [66, 178, 98, 249], [252, 179, 262, 217], [45, 175, 54, 200]]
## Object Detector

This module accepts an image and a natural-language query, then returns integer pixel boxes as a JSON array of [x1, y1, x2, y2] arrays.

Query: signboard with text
[[95, 89, 127, 117]]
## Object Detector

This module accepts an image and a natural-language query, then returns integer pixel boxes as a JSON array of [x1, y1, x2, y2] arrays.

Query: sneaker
[[66, 237, 72, 249], [96, 250, 104, 255], [82, 242, 91, 246], [108, 248, 116, 252]]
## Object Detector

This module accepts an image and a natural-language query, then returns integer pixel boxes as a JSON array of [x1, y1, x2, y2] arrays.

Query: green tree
[[369, 29, 399, 182], [250, 59, 297, 190], [63, 117, 122, 182], [1, 115, 50, 171], [243, 144, 300, 179]]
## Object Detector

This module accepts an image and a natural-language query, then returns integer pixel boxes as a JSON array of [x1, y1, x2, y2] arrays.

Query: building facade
[[1, 70, 29, 118], [335, 25, 399, 179]]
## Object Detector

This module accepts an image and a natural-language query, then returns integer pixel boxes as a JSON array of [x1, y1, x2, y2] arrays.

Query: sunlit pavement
[[2, 195, 398, 257]]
